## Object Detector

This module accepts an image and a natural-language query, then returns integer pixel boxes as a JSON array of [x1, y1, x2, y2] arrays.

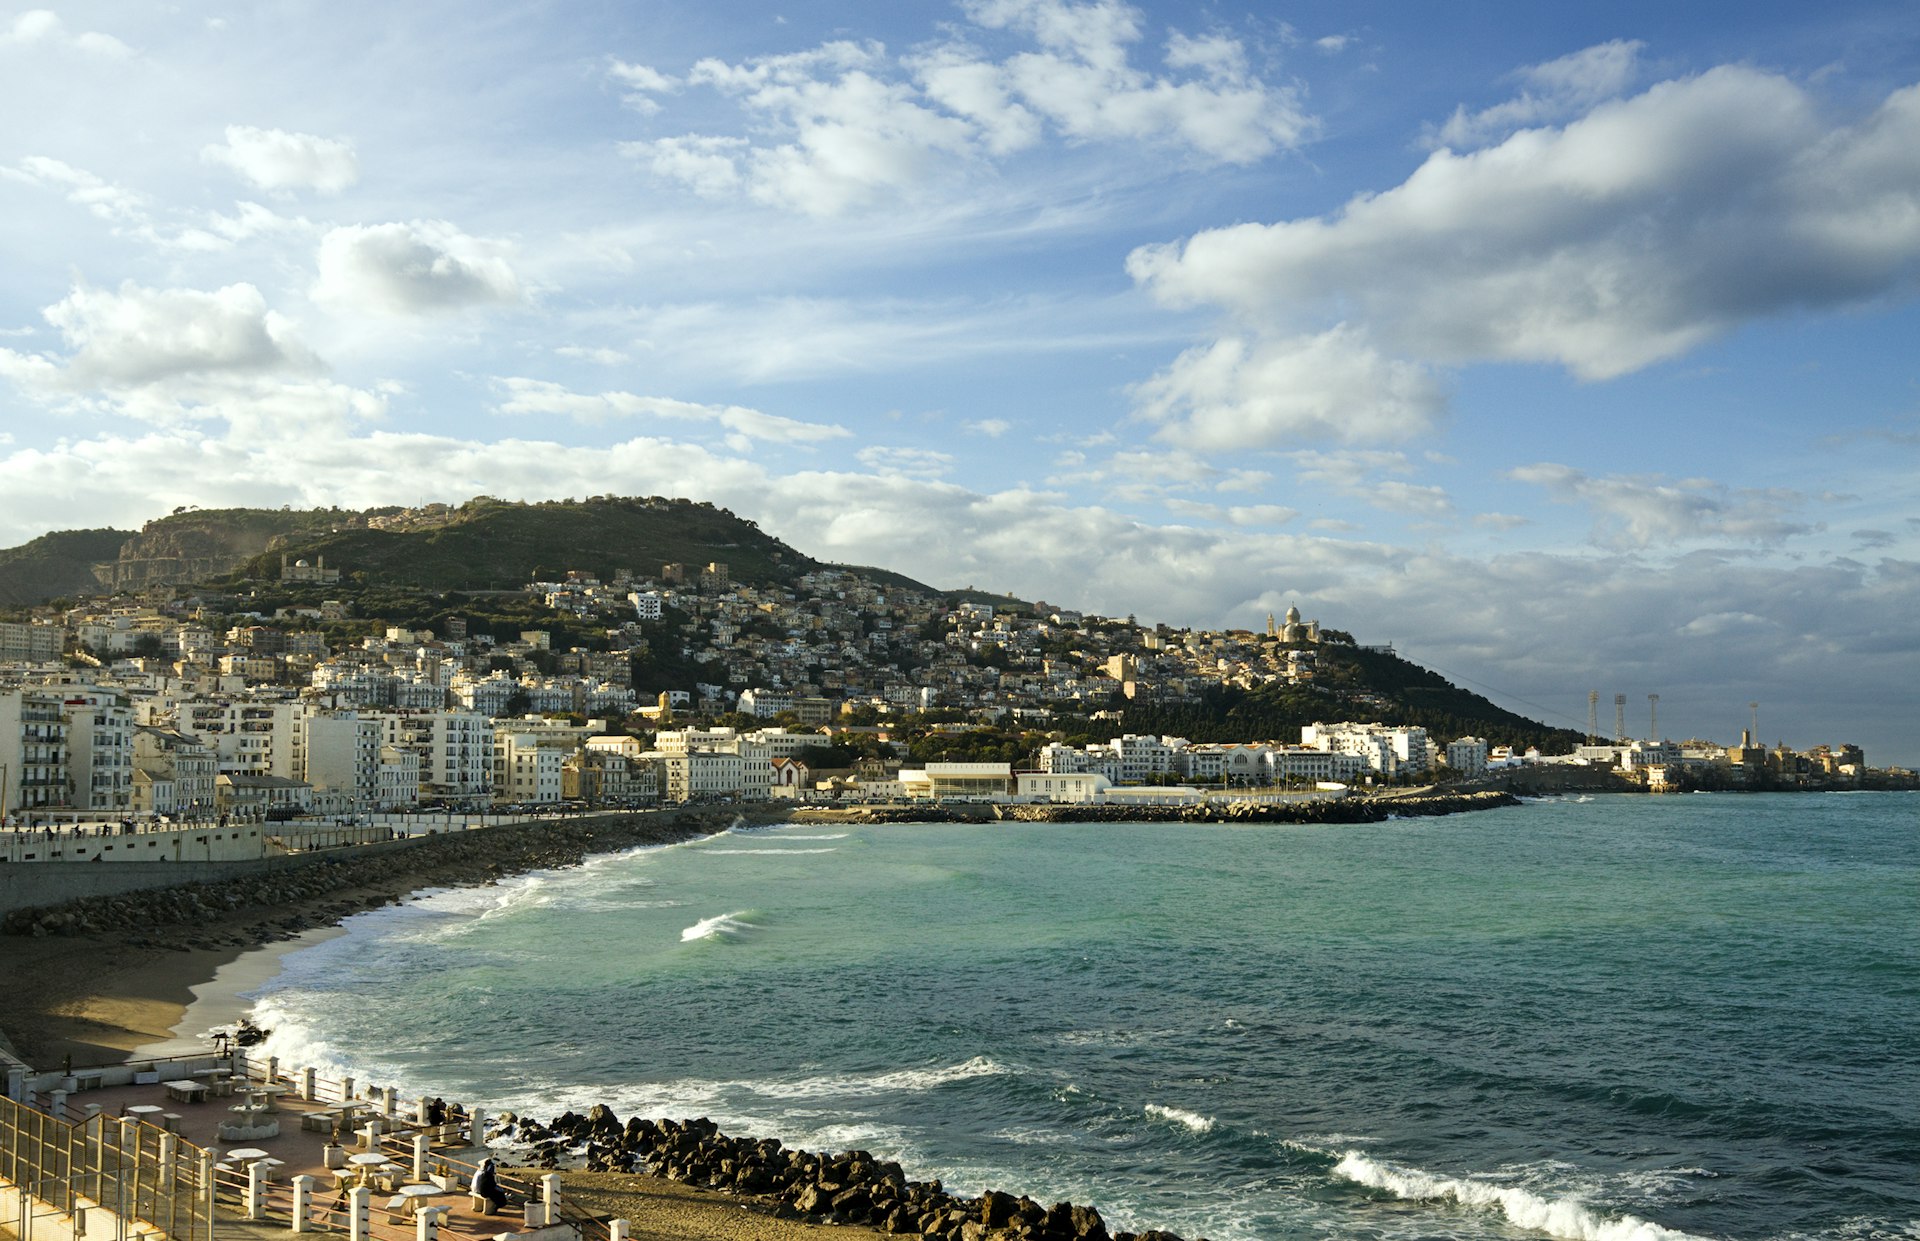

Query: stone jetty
[[503, 1107, 1200, 1241]]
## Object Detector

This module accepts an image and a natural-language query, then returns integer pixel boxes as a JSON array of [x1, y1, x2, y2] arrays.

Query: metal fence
[[0, 1093, 214, 1241]]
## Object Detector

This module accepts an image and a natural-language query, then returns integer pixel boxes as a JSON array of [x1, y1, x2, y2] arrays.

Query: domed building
[[1266, 604, 1320, 644]]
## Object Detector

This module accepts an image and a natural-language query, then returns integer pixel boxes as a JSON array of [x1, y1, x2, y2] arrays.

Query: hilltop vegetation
[[1121, 644, 1583, 754], [227, 496, 830, 592], [0, 529, 130, 607]]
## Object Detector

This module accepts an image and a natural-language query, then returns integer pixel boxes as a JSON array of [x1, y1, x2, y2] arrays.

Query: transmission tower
[[1749, 701, 1759, 737], [1588, 690, 1599, 744], [1648, 693, 1660, 741], [1614, 693, 1626, 742]]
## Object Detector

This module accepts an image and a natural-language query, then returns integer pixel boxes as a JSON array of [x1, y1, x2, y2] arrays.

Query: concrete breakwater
[[0, 807, 770, 941], [509, 1106, 1195, 1241]]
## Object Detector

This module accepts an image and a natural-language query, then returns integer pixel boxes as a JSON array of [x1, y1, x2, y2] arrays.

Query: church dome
[[1285, 605, 1302, 624]]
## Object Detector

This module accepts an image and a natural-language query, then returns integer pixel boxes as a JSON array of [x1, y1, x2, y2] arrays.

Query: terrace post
[[416, 1205, 447, 1241], [291, 1174, 315, 1232], [247, 1160, 266, 1219], [341, 1075, 355, 1102], [300, 1067, 317, 1101], [412, 1134, 429, 1180], [609, 1220, 630, 1241], [347, 1186, 370, 1241], [468, 1108, 486, 1150], [159, 1133, 177, 1190]]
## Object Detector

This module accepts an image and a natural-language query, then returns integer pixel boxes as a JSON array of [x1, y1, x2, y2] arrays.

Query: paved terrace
[[7, 1053, 609, 1241]]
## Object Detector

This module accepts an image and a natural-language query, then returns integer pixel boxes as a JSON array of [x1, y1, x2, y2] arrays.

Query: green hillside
[[229, 496, 820, 591], [1120, 643, 1583, 754], [0, 528, 132, 607]]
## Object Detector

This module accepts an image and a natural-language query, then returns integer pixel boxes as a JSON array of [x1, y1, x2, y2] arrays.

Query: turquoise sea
[[250, 793, 1919, 1241]]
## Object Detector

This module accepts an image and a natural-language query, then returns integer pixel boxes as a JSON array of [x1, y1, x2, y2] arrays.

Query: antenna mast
[[1587, 691, 1599, 745]]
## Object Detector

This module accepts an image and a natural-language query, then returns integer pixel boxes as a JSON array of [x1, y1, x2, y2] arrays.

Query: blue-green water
[[251, 794, 1919, 1241]]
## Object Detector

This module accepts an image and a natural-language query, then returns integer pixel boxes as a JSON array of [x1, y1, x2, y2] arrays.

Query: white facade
[[306, 713, 382, 805], [63, 689, 135, 811], [1446, 736, 1490, 777], [494, 730, 568, 803], [1014, 772, 1110, 802], [0, 689, 69, 812]]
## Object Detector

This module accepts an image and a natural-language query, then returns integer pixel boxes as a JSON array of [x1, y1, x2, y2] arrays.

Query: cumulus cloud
[[1432, 40, 1643, 149], [1129, 69, 1920, 381], [1510, 463, 1814, 547], [1132, 325, 1448, 448], [1, 281, 320, 391], [967, 418, 1012, 437], [202, 126, 359, 194], [618, 0, 1311, 214], [492, 377, 851, 447], [313, 221, 521, 315]]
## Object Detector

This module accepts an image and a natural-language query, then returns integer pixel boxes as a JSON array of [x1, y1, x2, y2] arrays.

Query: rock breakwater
[[506, 1106, 1201, 1241]]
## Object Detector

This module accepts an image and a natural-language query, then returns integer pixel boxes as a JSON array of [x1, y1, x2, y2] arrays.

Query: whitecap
[[1332, 1151, 1711, 1241], [707, 847, 839, 855], [681, 911, 757, 941], [1145, 1104, 1216, 1133], [773, 833, 849, 840]]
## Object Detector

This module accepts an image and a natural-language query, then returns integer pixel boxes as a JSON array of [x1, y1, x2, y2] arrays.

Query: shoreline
[[0, 806, 769, 1069]]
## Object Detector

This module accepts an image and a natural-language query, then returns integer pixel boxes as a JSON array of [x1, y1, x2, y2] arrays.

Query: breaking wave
[[1145, 1104, 1216, 1133], [1332, 1151, 1710, 1241], [681, 911, 757, 941]]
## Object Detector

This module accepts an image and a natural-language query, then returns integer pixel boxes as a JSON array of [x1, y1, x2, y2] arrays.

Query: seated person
[[470, 1157, 512, 1214]]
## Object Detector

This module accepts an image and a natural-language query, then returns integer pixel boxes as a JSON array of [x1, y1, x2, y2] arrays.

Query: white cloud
[[967, 418, 1013, 437], [7, 156, 148, 227], [1133, 325, 1447, 448], [492, 377, 851, 446], [1129, 69, 1920, 381], [856, 445, 955, 477], [1510, 463, 1814, 547], [3, 281, 320, 390], [1433, 40, 1643, 149], [621, 0, 1311, 214], [313, 221, 521, 315], [202, 126, 359, 194], [0, 10, 131, 57]]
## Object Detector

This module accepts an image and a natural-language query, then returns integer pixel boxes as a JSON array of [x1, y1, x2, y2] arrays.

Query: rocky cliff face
[[89, 510, 362, 590]]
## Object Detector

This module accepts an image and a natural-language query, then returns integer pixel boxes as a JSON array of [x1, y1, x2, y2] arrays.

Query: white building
[[63, 688, 135, 812], [0, 689, 69, 813], [306, 713, 382, 806], [1445, 736, 1490, 778], [494, 729, 569, 803]]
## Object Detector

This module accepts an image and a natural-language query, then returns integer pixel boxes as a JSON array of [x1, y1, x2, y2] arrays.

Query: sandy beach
[[0, 809, 897, 1241]]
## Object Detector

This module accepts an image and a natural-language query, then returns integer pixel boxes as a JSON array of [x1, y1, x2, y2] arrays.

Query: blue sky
[[2, 1, 1918, 763]]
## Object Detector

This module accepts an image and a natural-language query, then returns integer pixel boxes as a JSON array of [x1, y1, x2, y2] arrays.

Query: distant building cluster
[[0, 546, 1902, 819]]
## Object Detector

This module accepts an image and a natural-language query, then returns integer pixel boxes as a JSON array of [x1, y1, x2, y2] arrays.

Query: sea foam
[[1145, 1104, 1216, 1133], [1332, 1151, 1710, 1241]]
